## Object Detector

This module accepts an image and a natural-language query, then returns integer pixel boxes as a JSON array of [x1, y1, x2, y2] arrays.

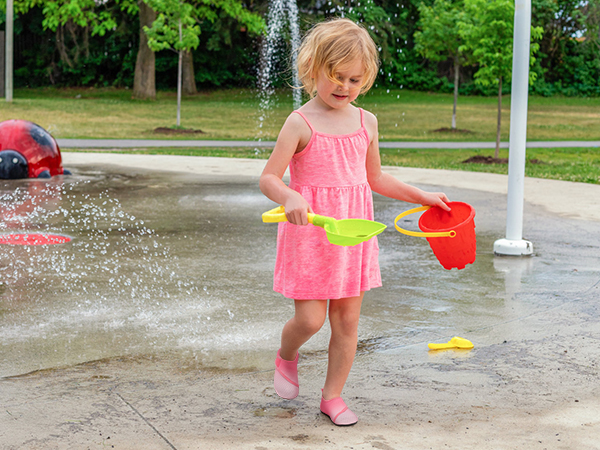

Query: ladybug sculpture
[[0, 120, 70, 179]]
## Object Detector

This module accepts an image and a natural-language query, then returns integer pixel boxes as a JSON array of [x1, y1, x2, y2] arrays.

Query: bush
[[6, 0, 600, 96]]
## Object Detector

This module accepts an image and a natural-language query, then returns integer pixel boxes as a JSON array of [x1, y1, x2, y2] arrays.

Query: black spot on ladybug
[[29, 123, 55, 149]]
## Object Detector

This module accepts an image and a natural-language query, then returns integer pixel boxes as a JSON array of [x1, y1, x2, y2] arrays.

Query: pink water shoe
[[274, 349, 299, 399], [320, 392, 358, 426]]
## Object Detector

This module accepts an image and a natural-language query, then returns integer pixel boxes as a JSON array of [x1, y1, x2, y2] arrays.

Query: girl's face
[[315, 59, 365, 109]]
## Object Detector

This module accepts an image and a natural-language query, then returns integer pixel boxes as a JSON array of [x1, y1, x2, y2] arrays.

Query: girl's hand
[[284, 193, 313, 226], [421, 192, 451, 212]]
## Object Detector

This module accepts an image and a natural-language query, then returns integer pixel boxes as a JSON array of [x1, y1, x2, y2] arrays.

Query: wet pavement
[[1, 154, 599, 449]]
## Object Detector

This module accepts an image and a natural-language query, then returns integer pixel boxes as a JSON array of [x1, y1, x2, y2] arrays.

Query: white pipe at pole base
[[493, 238, 533, 256], [494, 0, 533, 256]]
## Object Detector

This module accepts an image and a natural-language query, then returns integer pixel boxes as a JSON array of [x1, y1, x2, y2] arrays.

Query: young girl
[[259, 18, 450, 426]]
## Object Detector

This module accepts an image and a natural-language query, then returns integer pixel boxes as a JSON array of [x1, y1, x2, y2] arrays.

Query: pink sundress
[[273, 108, 382, 300]]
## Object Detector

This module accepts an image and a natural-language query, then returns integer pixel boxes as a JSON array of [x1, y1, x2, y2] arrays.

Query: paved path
[[3, 153, 600, 450], [57, 138, 600, 149], [62, 152, 600, 222]]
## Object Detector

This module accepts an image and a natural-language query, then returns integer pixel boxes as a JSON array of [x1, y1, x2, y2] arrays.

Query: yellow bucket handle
[[262, 205, 316, 224], [394, 206, 456, 238]]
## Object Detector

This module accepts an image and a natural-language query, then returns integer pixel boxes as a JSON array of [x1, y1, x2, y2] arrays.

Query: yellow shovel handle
[[262, 205, 315, 224], [394, 206, 456, 238]]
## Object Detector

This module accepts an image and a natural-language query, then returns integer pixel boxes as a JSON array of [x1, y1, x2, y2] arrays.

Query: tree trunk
[[452, 55, 459, 130], [133, 1, 156, 100], [182, 50, 197, 96], [56, 28, 73, 68], [495, 76, 502, 159]]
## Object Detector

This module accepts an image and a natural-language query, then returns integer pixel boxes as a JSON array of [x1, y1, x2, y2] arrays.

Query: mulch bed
[[432, 127, 473, 134], [462, 155, 544, 165], [153, 127, 205, 135], [463, 155, 508, 164]]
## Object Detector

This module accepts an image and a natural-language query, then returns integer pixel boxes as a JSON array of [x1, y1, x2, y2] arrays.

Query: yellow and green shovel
[[262, 205, 386, 247]]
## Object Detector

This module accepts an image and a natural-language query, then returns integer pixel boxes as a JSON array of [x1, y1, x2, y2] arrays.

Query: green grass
[[3, 87, 600, 184], [360, 89, 600, 142], [379, 146, 600, 184], [3, 86, 600, 141], [1, 87, 284, 140]]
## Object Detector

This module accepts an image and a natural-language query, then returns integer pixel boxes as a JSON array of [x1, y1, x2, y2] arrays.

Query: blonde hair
[[297, 18, 380, 98]]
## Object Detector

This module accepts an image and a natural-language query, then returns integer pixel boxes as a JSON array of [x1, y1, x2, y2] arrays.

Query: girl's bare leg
[[279, 299, 328, 361], [322, 293, 365, 400]]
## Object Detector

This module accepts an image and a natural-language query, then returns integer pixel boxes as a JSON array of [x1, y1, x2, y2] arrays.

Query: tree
[[532, 0, 600, 96], [143, 0, 264, 127], [533, 0, 588, 71], [8, 0, 116, 71], [414, 0, 471, 130], [128, 0, 157, 99], [460, 0, 543, 157]]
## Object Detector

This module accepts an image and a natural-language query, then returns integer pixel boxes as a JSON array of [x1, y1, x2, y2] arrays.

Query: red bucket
[[395, 201, 476, 270]]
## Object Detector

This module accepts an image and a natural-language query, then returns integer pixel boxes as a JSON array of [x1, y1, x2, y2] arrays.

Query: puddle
[[253, 406, 297, 419]]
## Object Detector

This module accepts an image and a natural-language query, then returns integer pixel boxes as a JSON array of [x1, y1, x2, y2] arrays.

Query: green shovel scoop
[[262, 206, 386, 247]]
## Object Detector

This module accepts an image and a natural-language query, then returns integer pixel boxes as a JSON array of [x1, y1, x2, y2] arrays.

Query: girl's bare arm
[[259, 113, 314, 225]]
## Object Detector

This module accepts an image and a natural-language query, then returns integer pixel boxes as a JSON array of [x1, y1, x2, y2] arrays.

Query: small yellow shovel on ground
[[428, 336, 474, 350], [262, 206, 386, 247]]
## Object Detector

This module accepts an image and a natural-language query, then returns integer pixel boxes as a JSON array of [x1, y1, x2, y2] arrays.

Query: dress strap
[[358, 108, 365, 128], [292, 110, 315, 133]]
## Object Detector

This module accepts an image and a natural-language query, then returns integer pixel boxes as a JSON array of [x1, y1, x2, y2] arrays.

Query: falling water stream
[[256, 0, 301, 145]]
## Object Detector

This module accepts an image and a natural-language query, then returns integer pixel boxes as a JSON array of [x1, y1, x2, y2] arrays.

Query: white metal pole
[[5, 0, 13, 102], [494, 0, 533, 256]]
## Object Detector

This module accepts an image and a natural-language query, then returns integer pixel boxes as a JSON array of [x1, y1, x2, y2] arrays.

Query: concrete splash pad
[[1, 154, 599, 449]]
